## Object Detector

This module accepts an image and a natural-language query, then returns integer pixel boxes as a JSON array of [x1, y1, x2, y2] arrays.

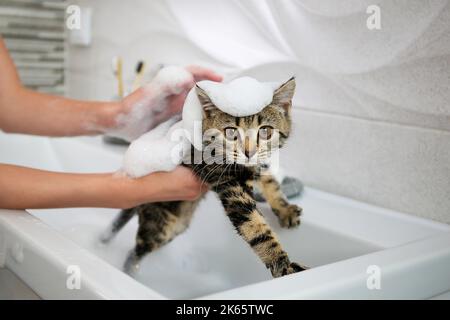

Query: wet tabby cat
[[102, 77, 306, 278]]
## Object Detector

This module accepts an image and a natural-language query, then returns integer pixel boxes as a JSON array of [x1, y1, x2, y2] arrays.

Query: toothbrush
[[132, 60, 146, 91], [111, 56, 124, 98]]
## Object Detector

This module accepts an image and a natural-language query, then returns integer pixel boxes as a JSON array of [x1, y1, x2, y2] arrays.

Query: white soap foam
[[182, 88, 204, 150], [198, 77, 277, 116], [108, 66, 194, 142], [152, 66, 194, 95], [121, 117, 184, 178]]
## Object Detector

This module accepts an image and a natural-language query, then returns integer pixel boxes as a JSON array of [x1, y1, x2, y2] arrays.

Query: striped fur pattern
[[102, 78, 306, 278]]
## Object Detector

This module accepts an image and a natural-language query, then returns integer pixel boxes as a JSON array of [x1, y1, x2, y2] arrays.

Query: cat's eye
[[224, 127, 238, 141], [258, 126, 273, 140]]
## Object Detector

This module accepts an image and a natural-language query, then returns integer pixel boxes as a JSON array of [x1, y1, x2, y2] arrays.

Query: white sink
[[0, 132, 449, 299]]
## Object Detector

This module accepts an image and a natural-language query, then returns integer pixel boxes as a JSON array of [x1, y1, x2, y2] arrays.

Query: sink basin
[[0, 132, 449, 299]]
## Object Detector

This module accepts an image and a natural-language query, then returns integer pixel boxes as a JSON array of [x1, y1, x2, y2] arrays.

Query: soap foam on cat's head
[[198, 77, 279, 116]]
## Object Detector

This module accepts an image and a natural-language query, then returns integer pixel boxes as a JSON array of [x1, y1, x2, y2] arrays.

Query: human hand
[[129, 166, 209, 206], [185, 65, 223, 83], [106, 65, 222, 141], [160, 65, 223, 120]]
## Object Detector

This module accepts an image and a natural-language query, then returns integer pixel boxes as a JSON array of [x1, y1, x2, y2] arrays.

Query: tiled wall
[[67, 0, 450, 223]]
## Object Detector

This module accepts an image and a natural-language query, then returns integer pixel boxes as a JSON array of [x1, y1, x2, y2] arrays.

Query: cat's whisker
[[216, 163, 231, 187], [200, 164, 223, 187], [191, 164, 206, 176]]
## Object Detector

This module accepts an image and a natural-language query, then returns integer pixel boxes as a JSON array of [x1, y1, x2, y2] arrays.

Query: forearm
[[0, 87, 120, 136], [0, 38, 119, 136], [0, 164, 204, 210], [0, 164, 136, 209], [1, 38, 222, 138]]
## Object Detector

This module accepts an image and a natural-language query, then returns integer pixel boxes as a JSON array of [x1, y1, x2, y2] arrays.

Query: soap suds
[[121, 117, 187, 178], [198, 77, 279, 116], [108, 66, 194, 142]]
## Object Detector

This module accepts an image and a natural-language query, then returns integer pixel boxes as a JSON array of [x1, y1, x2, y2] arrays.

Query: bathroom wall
[[67, 0, 450, 223]]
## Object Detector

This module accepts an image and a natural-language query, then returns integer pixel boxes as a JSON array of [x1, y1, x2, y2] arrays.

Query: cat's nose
[[245, 148, 257, 158], [244, 139, 257, 158]]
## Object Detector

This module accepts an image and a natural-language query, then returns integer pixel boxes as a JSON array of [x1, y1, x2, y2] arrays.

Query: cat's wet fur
[[101, 78, 307, 278]]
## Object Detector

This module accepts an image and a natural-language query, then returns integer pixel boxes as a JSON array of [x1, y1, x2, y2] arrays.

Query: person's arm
[[0, 38, 222, 137], [0, 39, 120, 136], [0, 164, 207, 210]]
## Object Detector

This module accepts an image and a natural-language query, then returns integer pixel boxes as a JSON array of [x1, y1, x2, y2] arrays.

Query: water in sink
[[30, 192, 380, 299]]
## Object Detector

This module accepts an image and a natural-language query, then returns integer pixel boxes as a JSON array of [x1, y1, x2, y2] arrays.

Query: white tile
[[283, 109, 450, 223]]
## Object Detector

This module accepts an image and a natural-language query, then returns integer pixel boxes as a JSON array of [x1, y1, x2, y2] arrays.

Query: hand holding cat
[[130, 166, 209, 205]]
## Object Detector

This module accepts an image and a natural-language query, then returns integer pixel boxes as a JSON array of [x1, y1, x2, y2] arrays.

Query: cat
[[101, 77, 307, 278]]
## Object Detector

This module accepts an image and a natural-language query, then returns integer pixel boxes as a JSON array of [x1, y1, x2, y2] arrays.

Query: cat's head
[[196, 77, 295, 166]]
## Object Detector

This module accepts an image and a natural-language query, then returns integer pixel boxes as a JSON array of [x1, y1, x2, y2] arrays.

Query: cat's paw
[[270, 259, 307, 278], [276, 204, 302, 229], [123, 251, 140, 278], [289, 262, 309, 273], [99, 226, 114, 244]]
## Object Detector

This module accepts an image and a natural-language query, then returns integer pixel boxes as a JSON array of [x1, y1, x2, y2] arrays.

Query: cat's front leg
[[258, 174, 302, 228], [216, 181, 305, 277]]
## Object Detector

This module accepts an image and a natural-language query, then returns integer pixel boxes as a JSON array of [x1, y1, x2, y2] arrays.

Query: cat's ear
[[196, 85, 218, 117], [272, 77, 296, 114]]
